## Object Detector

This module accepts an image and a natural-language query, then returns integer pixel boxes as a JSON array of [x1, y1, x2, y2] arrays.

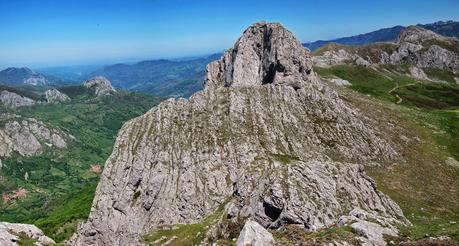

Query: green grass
[[316, 64, 459, 242], [319, 64, 459, 243], [315, 65, 397, 101], [17, 231, 37, 246], [0, 90, 160, 242], [424, 68, 457, 84]]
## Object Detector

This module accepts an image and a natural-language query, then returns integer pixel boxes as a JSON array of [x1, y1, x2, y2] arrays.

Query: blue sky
[[0, 0, 458, 68]]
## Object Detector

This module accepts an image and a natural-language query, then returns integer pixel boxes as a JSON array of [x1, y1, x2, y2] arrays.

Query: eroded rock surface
[[313, 25, 459, 73], [0, 222, 55, 246], [0, 114, 68, 157], [83, 76, 116, 96], [236, 220, 274, 246], [71, 22, 406, 246], [45, 89, 70, 103], [0, 91, 36, 108]]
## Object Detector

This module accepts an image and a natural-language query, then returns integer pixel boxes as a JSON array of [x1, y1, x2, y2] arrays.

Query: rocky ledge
[[0, 222, 55, 246]]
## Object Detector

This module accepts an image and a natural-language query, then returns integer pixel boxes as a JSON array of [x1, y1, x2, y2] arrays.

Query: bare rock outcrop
[[71, 22, 406, 246], [236, 220, 275, 246], [313, 25, 459, 73], [0, 222, 55, 246], [0, 91, 36, 108], [0, 114, 68, 158], [83, 76, 116, 96], [45, 89, 70, 103], [395, 25, 446, 44]]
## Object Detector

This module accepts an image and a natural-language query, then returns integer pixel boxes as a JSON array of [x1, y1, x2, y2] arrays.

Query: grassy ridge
[[316, 64, 459, 242]]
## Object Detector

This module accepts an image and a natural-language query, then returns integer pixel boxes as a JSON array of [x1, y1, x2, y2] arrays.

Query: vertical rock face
[[71, 22, 406, 246], [205, 22, 313, 89]]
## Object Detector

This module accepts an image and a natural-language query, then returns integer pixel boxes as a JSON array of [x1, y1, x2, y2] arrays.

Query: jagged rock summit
[[83, 76, 116, 96], [205, 21, 313, 89], [71, 22, 406, 245], [45, 88, 70, 103]]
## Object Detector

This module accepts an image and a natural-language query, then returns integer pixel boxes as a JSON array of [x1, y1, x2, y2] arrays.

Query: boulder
[[236, 220, 275, 246]]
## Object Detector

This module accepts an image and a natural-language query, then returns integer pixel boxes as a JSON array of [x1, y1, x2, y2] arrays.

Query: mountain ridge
[[304, 20, 459, 51]]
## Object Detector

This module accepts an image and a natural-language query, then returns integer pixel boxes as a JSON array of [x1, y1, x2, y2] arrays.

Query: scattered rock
[[83, 76, 116, 96], [445, 157, 459, 168], [330, 78, 351, 86], [236, 220, 275, 246], [400, 236, 455, 246], [351, 220, 397, 246], [0, 91, 35, 108], [409, 67, 430, 81], [45, 89, 70, 103], [313, 49, 356, 67], [0, 221, 55, 246]]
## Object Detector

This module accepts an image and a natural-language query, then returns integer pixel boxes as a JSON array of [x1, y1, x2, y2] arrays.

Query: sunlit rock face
[[71, 22, 406, 246]]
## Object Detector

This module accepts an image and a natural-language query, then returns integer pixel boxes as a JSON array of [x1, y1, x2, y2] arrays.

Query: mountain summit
[[71, 22, 407, 245], [205, 22, 313, 89], [0, 67, 50, 86]]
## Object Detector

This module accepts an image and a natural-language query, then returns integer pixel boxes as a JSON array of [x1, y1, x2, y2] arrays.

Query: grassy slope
[[316, 65, 459, 242], [0, 88, 160, 242]]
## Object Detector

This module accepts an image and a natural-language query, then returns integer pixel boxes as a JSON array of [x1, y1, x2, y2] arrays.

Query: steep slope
[[72, 22, 408, 245], [304, 20, 459, 51]]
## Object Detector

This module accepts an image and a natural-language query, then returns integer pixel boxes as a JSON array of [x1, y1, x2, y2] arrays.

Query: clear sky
[[0, 0, 458, 68]]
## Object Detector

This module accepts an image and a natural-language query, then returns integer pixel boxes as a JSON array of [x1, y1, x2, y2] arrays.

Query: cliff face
[[71, 22, 407, 245]]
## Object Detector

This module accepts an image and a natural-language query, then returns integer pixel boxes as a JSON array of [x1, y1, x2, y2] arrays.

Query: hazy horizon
[[1, 0, 458, 69]]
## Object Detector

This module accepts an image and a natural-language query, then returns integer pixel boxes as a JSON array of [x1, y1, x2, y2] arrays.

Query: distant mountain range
[[88, 53, 221, 98], [0, 67, 64, 86], [303, 20, 459, 51]]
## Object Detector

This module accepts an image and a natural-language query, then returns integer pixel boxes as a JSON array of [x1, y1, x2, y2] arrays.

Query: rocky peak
[[395, 25, 445, 44], [45, 89, 70, 103], [0, 91, 36, 108], [83, 76, 116, 96], [205, 21, 315, 90], [71, 22, 406, 246]]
